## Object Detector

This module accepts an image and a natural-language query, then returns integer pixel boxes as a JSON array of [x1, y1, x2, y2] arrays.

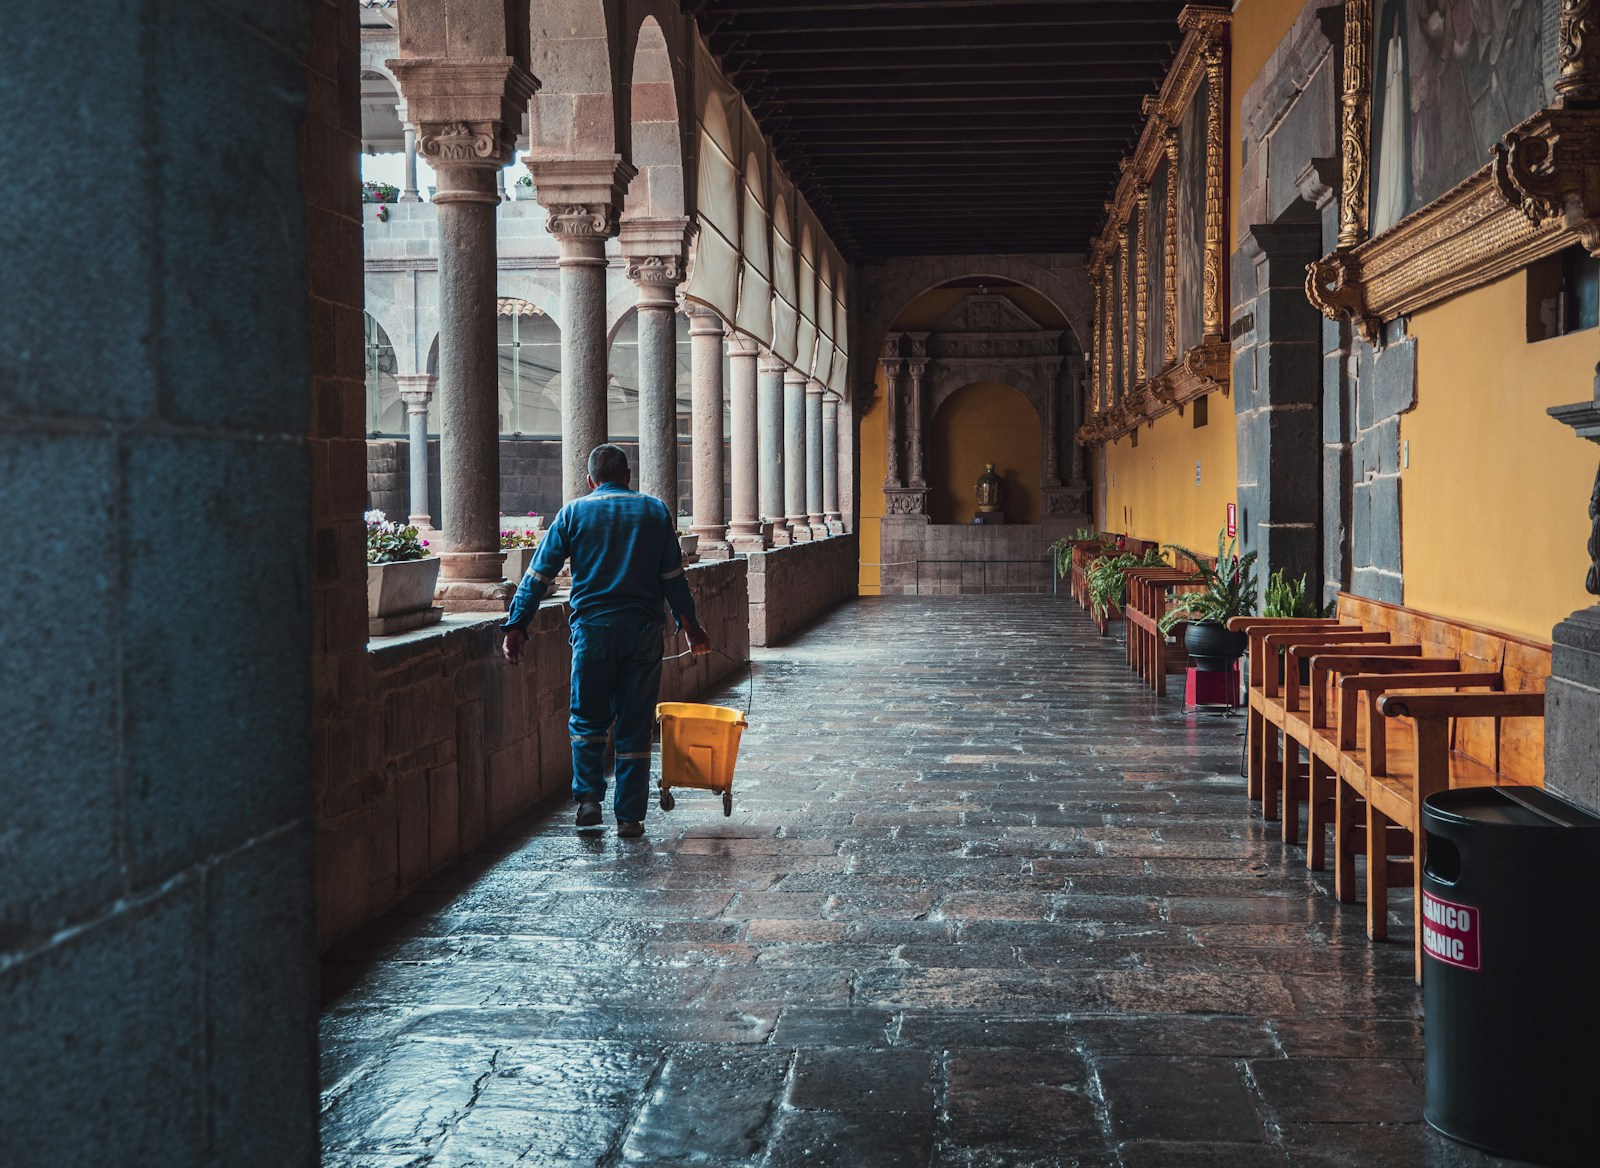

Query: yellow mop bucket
[[655, 702, 747, 816]]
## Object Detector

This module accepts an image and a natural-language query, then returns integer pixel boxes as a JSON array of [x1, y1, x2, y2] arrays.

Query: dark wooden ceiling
[[687, 0, 1189, 260]]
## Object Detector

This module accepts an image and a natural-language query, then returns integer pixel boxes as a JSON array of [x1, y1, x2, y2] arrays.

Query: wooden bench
[[1066, 538, 1116, 612], [1232, 595, 1550, 980], [1122, 555, 1209, 695]]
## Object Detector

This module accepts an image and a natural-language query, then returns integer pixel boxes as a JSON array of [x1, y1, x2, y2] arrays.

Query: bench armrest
[[1261, 630, 1390, 697], [1378, 690, 1547, 721], [1228, 617, 1340, 632], [1308, 654, 1457, 726], [1361, 675, 1508, 773]]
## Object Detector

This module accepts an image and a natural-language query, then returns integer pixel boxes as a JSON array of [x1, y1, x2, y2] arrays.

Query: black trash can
[[1422, 786, 1600, 1167]]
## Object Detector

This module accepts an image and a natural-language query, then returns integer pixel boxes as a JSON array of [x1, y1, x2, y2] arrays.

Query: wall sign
[[1226, 502, 1236, 538]]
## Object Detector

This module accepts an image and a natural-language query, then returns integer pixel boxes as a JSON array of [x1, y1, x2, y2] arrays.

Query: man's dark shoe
[[575, 800, 602, 828], [616, 820, 645, 839]]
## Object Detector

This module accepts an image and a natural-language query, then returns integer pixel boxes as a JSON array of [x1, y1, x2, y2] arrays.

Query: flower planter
[[367, 556, 443, 637], [502, 546, 538, 582], [677, 533, 700, 564], [1182, 620, 1248, 672], [758, 521, 775, 549]]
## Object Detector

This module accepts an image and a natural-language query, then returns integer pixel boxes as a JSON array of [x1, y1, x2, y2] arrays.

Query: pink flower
[[420, 540, 429, 547]]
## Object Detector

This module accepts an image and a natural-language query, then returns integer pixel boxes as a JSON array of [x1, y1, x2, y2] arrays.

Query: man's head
[[586, 444, 631, 490]]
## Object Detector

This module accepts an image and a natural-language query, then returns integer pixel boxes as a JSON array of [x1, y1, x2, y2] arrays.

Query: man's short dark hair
[[588, 444, 630, 484]]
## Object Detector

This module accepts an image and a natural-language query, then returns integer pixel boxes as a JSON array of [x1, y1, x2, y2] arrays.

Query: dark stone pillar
[[1547, 391, 1600, 814], [1232, 220, 1325, 598]]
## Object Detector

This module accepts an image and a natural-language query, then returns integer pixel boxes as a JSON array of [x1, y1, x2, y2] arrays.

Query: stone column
[[881, 342, 905, 488], [396, 373, 436, 526], [1546, 390, 1600, 815], [728, 334, 764, 555], [529, 157, 634, 502], [906, 349, 928, 489], [823, 392, 843, 532], [398, 103, 421, 203], [806, 378, 827, 538], [621, 218, 690, 511], [758, 348, 789, 545], [784, 367, 811, 542], [686, 302, 731, 560], [389, 56, 538, 610]]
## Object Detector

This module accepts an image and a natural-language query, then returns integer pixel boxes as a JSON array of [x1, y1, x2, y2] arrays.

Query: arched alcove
[[496, 299, 561, 437], [622, 17, 685, 220], [929, 382, 1041, 525], [606, 308, 693, 440], [364, 313, 401, 434]]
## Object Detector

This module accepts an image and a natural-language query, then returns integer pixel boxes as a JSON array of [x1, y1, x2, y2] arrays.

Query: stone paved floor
[[320, 596, 1526, 1167]]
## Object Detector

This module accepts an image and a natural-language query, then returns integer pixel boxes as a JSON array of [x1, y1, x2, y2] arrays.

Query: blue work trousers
[[568, 617, 664, 823]]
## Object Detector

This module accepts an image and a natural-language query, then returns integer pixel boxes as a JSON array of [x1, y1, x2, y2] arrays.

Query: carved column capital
[[387, 56, 537, 174], [529, 156, 635, 246], [396, 373, 437, 411], [683, 300, 726, 336]]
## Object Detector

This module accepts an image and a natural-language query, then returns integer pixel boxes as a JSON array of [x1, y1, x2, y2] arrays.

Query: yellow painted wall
[[1404, 271, 1595, 641], [1229, 0, 1304, 252], [859, 363, 887, 595], [929, 382, 1041, 525], [1102, 403, 1239, 553]]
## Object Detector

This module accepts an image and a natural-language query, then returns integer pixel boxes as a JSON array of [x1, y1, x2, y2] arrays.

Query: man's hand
[[684, 621, 712, 657], [502, 627, 527, 665]]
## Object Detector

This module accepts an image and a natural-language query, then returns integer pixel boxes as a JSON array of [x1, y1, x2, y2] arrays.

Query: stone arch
[[529, 0, 625, 163], [621, 11, 689, 221], [364, 312, 403, 435], [496, 299, 562, 437], [928, 381, 1043, 525], [359, 70, 405, 153]]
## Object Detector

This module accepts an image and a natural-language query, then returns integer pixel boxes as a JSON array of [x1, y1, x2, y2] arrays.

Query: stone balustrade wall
[[316, 559, 748, 948], [746, 535, 860, 647]]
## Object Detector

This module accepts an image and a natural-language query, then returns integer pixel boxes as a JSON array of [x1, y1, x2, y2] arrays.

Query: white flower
[[364, 510, 387, 527]]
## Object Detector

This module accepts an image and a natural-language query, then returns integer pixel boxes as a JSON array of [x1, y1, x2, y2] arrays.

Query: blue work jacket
[[503, 482, 697, 633]]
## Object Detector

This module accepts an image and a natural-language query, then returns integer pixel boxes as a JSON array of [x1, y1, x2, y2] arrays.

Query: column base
[[771, 527, 794, 547], [1547, 605, 1600, 815], [730, 534, 767, 557], [808, 516, 828, 540], [695, 539, 734, 561], [434, 579, 514, 612], [789, 521, 814, 543], [408, 514, 435, 530]]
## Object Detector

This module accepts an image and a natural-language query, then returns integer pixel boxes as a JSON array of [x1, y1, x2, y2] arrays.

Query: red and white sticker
[[1422, 891, 1481, 970]]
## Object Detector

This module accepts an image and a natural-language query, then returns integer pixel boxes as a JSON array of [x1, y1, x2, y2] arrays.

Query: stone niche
[[879, 291, 1090, 595]]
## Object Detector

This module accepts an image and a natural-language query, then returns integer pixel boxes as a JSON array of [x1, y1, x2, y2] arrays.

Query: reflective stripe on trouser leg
[[568, 621, 618, 805], [609, 621, 665, 825]]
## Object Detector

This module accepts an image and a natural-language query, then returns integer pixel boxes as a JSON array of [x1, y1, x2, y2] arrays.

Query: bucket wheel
[[722, 790, 733, 817], [659, 788, 675, 812]]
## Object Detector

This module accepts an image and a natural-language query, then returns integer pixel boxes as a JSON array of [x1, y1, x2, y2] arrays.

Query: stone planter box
[[758, 521, 775, 549], [678, 533, 700, 564], [367, 556, 443, 637], [503, 545, 538, 582]]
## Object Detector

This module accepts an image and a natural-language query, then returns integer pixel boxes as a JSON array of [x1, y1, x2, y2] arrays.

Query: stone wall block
[[121, 436, 311, 889], [1355, 415, 1400, 478], [427, 763, 460, 870], [203, 826, 318, 1160], [157, 2, 311, 434], [364, 783, 399, 903], [487, 741, 529, 833], [1321, 354, 1349, 443], [1258, 342, 1322, 406], [1257, 287, 1323, 344], [1352, 566, 1404, 603], [1367, 473, 1403, 574], [1231, 347, 1258, 412], [1351, 481, 1372, 567], [1267, 409, 1323, 521], [1230, 248, 1259, 309], [0, 881, 205, 1163], [396, 767, 431, 888], [456, 700, 488, 853], [0, 432, 123, 940]]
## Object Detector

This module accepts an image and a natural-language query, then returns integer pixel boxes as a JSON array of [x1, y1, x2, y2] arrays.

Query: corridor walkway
[[320, 597, 1512, 1167]]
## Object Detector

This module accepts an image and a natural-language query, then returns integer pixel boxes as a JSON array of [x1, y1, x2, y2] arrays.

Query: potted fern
[[1086, 546, 1167, 624], [1264, 568, 1336, 682], [1158, 529, 1260, 670]]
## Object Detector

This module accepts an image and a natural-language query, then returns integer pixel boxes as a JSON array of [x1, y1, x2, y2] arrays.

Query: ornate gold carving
[[1163, 131, 1180, 367], [1201, 39, 1227, 339], [1493, 109, 1600, 253], [1337, 0, 1372, 250], [1115, 227, 1131, 404], [1135, 187, 1151, 384], [1558, 0, 1600, 106], [1076, 339, 1230, 444], [1307, 165, 1574, 336], [546, 203, 620, 239]]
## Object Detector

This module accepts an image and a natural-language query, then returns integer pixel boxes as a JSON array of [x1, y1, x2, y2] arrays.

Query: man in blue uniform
[[501, 445, 710, 836]]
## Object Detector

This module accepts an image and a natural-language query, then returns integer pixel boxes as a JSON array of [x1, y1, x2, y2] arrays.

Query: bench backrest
[[1333, 593, 1551, 783]]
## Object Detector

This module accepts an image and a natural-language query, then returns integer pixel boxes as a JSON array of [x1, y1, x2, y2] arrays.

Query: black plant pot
[[1183, 620, 1248, 672]]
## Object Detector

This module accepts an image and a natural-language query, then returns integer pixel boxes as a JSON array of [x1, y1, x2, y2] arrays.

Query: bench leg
[[1366, 803, 1392, 942], [1335, 785, 1361, 904], [1247, 709, 1263, 800], [1261, 727, 1281, 826], [1153, 638, 1166, 697], [1280, 743, 1302, 846], [1306, 757, 1332, 872]]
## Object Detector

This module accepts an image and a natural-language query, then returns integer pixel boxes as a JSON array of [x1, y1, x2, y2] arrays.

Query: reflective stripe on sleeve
[[661, 567, 685, 580]]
